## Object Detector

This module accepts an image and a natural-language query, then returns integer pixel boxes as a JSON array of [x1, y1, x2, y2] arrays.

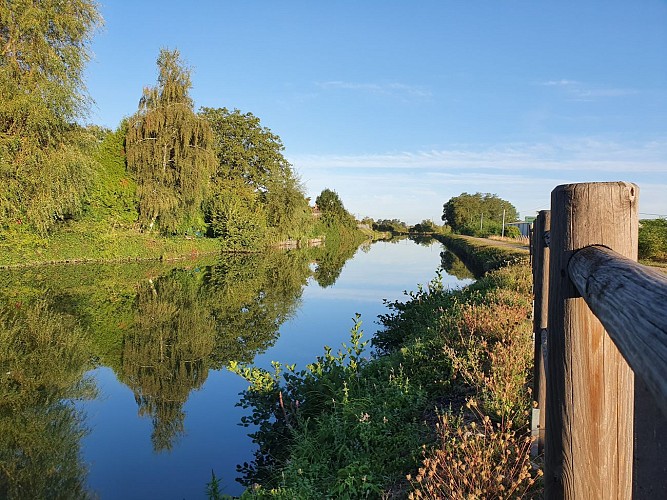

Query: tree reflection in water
[[119, 243, 358, 452], [0, 298, 96, 499], [0, 240, 361, 477], [120, 271, 215, 452], [440, 248, 475, 280]]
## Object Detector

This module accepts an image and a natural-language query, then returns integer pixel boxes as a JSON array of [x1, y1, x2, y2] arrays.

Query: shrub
[[504, 225, 522, 238], [638, 219, 667, 261], [224, 239, 539, 497]]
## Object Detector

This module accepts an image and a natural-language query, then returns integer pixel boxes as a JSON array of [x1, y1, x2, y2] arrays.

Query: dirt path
[[462, 235, 530, 252]]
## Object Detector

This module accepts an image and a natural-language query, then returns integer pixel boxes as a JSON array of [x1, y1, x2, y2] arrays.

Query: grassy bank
[[434, 233, 529, 277], [0, 220, 372, 269], [218, 236, 540, 498], [0, 222, 223, 268]]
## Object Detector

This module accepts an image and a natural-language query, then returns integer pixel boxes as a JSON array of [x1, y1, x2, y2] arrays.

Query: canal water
[[0, 238, 472, 499]]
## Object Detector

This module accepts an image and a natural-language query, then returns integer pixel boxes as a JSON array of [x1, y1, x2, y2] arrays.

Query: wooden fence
[[530, 182, 667, 499]]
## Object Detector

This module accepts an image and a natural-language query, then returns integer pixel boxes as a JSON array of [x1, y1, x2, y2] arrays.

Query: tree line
[[0, 1, 357, 251], [441, 192, 520, 237], [439, 192, 666, 262]]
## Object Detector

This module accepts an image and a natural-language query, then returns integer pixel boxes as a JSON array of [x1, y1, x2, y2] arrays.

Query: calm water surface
[[0, 238, 472, 499]]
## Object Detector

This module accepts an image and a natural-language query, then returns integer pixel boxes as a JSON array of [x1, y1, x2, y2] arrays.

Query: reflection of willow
[[440, 249, 475, 280], [121, 271, 215, 452], [204, 250, 311, 368], [0, 299, 95, 499], [310, 233, 361, 288], [118, 246, 354, 452]]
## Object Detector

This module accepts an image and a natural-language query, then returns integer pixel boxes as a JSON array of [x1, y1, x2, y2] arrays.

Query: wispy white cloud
[[289, 138, 667, 224], [539, 79, 638, 101], [541, 79, 580, 87], [291, 138, 667, 174], [317, 80, 432, 99]]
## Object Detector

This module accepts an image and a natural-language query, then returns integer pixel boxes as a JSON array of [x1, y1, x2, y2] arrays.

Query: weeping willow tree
[[0, 0, 102, 234], [126, 49, 214, 234]]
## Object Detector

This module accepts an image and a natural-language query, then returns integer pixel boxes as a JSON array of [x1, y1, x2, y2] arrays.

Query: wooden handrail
[[568, 245, 667, 417]]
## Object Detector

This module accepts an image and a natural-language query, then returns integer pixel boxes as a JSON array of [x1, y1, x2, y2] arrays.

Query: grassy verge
[[434, 233, 529, 277], [0, 222, 222, 268], [216, 236, 540, 498], [0, 219, 374, 269]]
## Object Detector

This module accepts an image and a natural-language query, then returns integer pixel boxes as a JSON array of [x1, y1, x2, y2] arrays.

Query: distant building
[[505, 217, 534, 237]]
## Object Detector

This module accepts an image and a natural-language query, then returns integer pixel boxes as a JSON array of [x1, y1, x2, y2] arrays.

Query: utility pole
[[502, 209, 506, 237], [480, 212, 483, 231]]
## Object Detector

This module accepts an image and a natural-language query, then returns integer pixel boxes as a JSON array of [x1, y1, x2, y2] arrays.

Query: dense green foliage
[[229, 317, 428, 498], [0, 0, 102, 235], [442, 192, 518, 237], [410, 219, 449, 235], [638, 218, 667, 262], [126, 49, 214, 235], [315, 188, 356, 229], [1, 3, 362, 258], [223, 241, 538, 498], [372, 218, 409, 233], [200, 107, 312, 248], [84, 123, 138, 226]]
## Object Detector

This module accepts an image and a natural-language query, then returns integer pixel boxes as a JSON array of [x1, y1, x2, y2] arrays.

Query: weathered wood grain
[[544, 182, 636, 499], [568, 245, 667, 416], [568, 244, 667, 499]]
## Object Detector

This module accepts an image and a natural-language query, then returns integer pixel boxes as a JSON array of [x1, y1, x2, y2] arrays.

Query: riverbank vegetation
[[639, 218, 667, 267], [221, 236, 540, 498], [0, 2, 364, 267]]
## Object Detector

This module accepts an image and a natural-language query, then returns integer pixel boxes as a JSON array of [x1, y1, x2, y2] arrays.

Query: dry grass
[[405, 262, 540, 499], [408, 401, 541, 499], [439, 291, 533, 423]]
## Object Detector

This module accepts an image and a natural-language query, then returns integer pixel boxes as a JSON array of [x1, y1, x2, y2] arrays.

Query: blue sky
[[85, 1, 667, 223]]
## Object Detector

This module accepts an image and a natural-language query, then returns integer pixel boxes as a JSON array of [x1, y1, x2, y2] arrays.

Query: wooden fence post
[[532, 210, 550, 456], [544, 182, 637, 499]]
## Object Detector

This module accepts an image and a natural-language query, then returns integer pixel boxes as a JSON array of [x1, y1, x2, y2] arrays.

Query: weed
[[409, 401, 541, 499]]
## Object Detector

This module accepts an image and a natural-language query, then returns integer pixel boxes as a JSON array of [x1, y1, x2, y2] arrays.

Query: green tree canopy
[[315, 188, 356, 228], [442, 192, 518, 236], [126, 49, 214, 234], [200, 107, 292, 192], [373, 218, 409, 233], [0, 0, 102, 234], [200, 107, 310, 240]]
